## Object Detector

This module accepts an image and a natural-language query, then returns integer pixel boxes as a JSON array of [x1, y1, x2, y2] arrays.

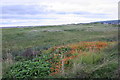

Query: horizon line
[[0, 19, 119, 28]]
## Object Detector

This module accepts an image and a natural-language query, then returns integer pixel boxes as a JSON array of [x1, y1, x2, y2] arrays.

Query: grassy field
[[2, 23, 118, 78], [2, 23, 118, 53]]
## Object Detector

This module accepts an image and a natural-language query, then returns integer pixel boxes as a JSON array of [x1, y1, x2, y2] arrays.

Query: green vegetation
[[2, 23, 118, 79], [3, 57, 51, 78]]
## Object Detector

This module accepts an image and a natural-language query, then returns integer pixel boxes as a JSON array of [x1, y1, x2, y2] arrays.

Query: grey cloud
[[1, 15, 57, 19], [1, 5, 51, 15], [1, 5, 109, 20]]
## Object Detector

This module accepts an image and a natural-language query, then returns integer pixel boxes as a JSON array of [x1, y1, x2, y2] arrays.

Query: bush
[[3, 57, 52, 78]]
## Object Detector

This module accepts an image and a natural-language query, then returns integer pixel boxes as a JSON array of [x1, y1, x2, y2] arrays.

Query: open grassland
[[2, 23, 118, 78], [2, 23, 118, 53]]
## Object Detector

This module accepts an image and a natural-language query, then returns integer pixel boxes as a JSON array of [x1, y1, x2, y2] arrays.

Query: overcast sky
[[0, 0, 119, 27]]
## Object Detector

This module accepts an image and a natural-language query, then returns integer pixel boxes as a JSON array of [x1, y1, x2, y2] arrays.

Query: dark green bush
[[3, 57, 52, 78]]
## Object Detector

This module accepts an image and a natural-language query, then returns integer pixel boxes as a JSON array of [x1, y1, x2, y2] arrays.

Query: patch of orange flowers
[[48, 41, 116, 76]]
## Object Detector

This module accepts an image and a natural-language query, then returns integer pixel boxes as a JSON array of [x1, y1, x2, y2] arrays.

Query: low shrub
[[3, 57, 52, 78]]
